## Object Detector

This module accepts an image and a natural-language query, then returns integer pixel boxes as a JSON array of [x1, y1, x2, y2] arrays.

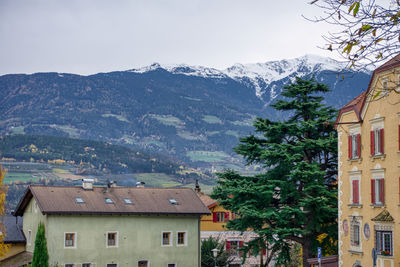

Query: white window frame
[[376, 230, 393, 256], [228, 240, 241, 256], [34, 201, 38, 213], [64, 232, 77, 249], [176, 231, 187, 246], [351, 134, 359, 159], [27, 229, 32, 246], [106, 231, 118, 248], [374, 129, 382, 155], [349, 216, 362, 252], [161, 231, 172, 247]]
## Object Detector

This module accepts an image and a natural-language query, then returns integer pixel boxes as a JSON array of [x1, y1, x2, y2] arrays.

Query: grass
[[186, 151, 230, 163], [202, 115, 222, 124], [4, 172, 41, 183], [177, 131, 204, 141], [182, 96, 201, 101], [52, 125, 79, 138], [134, 173, 182, 187], [10, 126, 25, 134], [225, 130, 240, 138], [151, 115, 184, 128], [102, 113, 129, 122]]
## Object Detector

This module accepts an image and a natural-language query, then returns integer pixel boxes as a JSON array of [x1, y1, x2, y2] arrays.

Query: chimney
[[82, 178, 94, 190], [194, 179, 201, 193], [136, 181, 145, 188]]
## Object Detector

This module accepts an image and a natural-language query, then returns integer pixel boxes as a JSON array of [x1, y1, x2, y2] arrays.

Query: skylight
[[168, 198, 179, 205], [75, 197, 85, 203], [123, 198, 133, 204], [105, 197, 113, 204]]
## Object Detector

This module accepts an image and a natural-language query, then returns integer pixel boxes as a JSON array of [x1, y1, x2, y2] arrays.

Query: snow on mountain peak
[[129, 55, 367, 100]]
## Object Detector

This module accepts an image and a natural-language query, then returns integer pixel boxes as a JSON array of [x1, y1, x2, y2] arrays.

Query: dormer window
[[123, 198, 133, 204], [75, 197, 85, 203], [105, 198, 113, 204], [168, 198, 178, 205]]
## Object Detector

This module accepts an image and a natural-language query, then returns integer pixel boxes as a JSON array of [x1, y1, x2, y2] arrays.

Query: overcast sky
[[0, 0, 340, 75]]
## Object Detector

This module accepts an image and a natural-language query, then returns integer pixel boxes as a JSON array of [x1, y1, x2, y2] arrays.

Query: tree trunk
[[302, 239, 312, 267]]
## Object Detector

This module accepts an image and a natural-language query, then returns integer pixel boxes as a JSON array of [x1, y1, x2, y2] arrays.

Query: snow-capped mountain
[[130, 55, 371, 102]]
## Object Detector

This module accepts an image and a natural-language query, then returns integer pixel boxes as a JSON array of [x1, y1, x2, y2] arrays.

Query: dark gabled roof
[[336, 53, 400, 127], [1, 215, 25, 244], [372, 209, 394, 222], [14, 185, 210, 216]]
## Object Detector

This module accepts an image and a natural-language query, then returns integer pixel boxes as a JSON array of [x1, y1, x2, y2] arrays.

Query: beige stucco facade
[[337, 58, 400, 267]]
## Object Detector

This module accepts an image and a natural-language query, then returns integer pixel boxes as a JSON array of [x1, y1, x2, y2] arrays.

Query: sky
[[0, 0, 340, 75]]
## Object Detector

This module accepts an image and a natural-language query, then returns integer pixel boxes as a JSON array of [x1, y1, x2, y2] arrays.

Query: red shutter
[[380, 128, 384, 154], [380, 179, 385, 204], [224, 212, 229, 221], [352, 180, 359, 204], [370, 131, 375, 156], [262, 241, 266, 255], [226, 241, 231, 251], [348, 135, 352, 159], [212, 212, 217, 223], [371, 179, 375, 204], [357, 134, 361, 158]]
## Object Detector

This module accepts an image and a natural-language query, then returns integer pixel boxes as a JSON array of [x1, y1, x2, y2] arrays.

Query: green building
[[14, 180, 210, 267]]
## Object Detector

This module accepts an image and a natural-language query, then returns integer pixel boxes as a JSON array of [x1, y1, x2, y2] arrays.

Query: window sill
[[348, 250, 363, 255], [377, 255, 394, 259], [348, 158, 362, 163], [371, 204, 386, 208], [348, 204, 363, 208], [370, 154, 385, 161]]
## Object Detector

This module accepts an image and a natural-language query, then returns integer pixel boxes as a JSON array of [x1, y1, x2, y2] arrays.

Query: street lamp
[[211, 248, 219, 267]]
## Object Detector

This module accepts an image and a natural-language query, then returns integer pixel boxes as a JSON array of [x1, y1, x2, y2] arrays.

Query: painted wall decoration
[[343, 219, 349, 236], [364, 223, 370, 240]]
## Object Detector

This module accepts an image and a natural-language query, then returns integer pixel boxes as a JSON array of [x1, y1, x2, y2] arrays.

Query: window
[[138, 261, 148, 267], [177, 232, 186, 246], [226, 240, 243, 256], [352, 179, 360, 204], [348, 134, 361, 159], [64, 233, 76, 248], [82, 264, 92, 267], [107, 232, 118, 247], [167, 264, 176, 267], [65, 264, 74, 267], [350, 220, 360, 247], [371, 178, 385, 205], [75, 197, 84, 203], [376, 231, 392, 256], [212, 212, 229, 222], [28, 230, 32, 245], [106, 264, 117, 267], [123, 198, 133, 204], [162, 232, 171, 246], [370, 128, 384, 156], [168, 198, 178, 205], [105, 197, 113, 204]]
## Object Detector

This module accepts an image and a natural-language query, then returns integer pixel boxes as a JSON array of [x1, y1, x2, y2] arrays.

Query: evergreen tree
[[212, 77, 338, 267], [201, 236, 231, 267], [32, 222, 49, 267]]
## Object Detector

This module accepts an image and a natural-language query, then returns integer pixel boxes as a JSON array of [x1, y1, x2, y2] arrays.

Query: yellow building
[[336, 55, 400, 267]]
